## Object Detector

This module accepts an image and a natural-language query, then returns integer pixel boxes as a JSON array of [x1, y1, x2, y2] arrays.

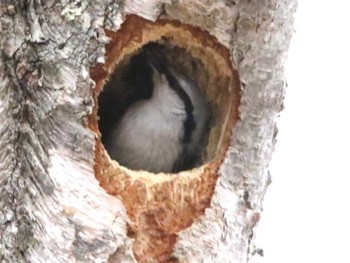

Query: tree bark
[[0, 0, 297, 262]]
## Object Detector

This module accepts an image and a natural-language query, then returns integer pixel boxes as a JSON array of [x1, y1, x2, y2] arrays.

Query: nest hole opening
[[98, 41, 213, 172], [93, 16, 240, 176], [90, 16, 241, 260]]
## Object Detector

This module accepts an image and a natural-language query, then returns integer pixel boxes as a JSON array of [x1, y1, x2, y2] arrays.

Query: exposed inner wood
[[89, 15, 240, 262]]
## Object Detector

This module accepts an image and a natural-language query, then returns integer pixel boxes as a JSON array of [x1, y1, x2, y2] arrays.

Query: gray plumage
[[105, 48, 209, 173]]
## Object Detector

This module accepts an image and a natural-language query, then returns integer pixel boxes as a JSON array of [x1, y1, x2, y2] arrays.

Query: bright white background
[[253, 1, 350, 263]]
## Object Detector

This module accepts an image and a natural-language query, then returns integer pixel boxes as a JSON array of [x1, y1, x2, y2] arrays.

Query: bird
[[105, 43, 210, 173]]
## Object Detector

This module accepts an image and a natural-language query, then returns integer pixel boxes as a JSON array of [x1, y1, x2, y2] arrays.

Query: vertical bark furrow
[[1, 2, 131, 262], [0, 0, 297, 262]]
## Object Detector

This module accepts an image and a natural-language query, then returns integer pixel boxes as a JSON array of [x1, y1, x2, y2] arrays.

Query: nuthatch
[[105, 43, 210, 173]]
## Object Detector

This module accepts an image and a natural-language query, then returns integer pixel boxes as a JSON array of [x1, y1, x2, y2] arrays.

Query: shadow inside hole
[[98, 42, 213, 173]]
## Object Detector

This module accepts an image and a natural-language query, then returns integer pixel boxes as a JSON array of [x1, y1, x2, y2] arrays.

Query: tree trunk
[[0, 0, 297, 262]]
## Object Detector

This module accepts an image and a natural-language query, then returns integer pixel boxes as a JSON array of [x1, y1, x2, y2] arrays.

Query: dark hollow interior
[[98, 41, 213, 172]]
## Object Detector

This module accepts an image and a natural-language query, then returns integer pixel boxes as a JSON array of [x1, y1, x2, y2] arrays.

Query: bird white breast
[[105, 72, 187, 173]]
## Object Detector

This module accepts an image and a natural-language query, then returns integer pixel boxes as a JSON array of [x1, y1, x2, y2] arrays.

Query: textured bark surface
[[0, 0, 297, 263]]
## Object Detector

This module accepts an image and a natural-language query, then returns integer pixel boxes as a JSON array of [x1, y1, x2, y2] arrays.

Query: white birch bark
[[0, 0, 297, 262]]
